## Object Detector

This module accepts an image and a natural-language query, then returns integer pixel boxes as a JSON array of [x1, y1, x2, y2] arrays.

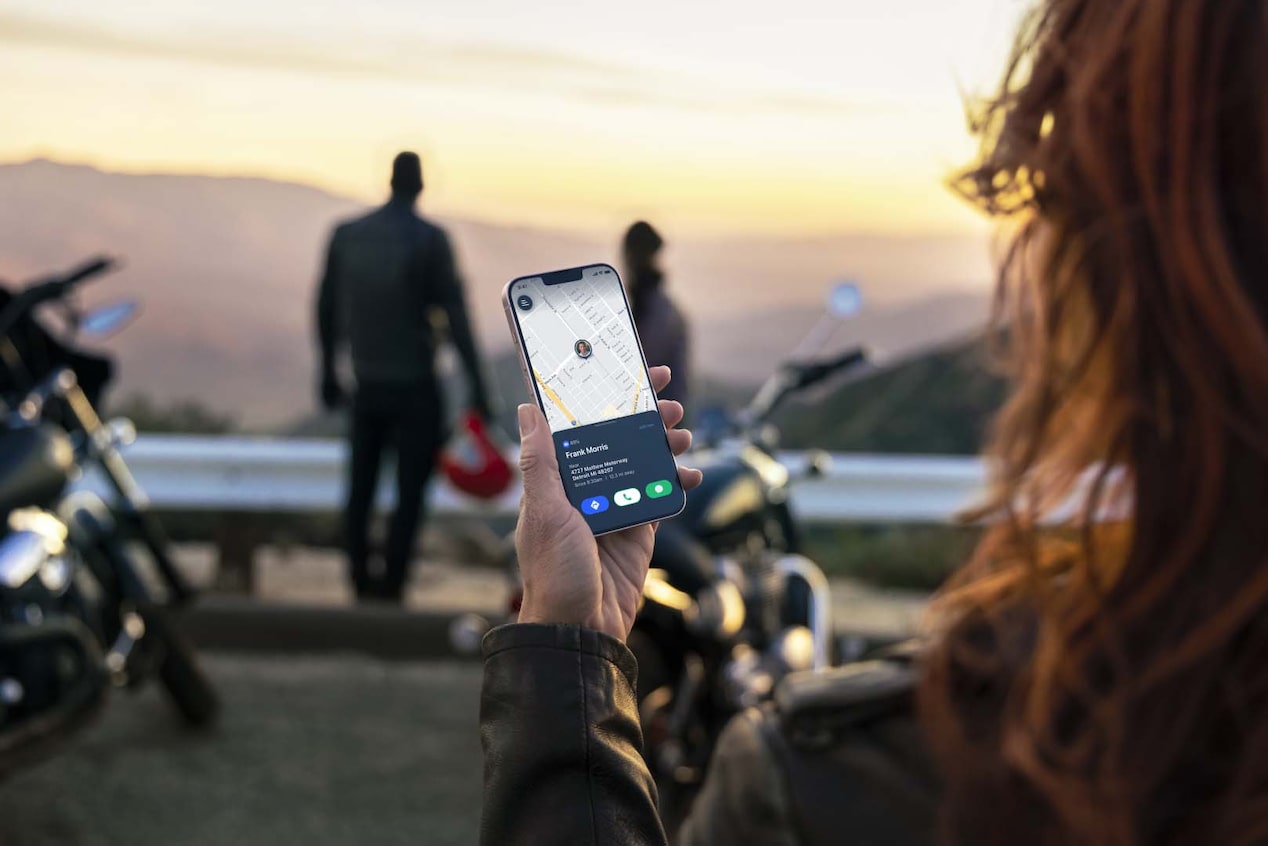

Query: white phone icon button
[[614, 488, 641, 507]]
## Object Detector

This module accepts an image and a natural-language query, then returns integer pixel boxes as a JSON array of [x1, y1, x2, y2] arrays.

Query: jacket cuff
[[482, 623, 639, 691]]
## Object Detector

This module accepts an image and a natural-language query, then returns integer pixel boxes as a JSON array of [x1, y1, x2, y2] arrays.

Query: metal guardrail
[[77, 435, 987, 525]]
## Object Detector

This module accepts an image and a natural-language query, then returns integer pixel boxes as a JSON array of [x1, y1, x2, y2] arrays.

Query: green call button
[[645, 479, 674, 499]]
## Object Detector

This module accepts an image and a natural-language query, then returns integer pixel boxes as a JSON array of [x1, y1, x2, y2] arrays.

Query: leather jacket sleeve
[[481, 624, 936, 846], [315, 226, 343, 377], [426, 228, 491, 416], [480, 623, 668, 846]]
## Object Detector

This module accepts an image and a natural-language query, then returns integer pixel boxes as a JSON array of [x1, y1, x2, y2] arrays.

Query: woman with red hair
[[481, 1, 1268, 842]]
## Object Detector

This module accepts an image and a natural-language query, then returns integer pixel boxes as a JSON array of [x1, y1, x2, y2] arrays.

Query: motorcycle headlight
[[0, 509, 69, 591], [0, 532, 53, 590]]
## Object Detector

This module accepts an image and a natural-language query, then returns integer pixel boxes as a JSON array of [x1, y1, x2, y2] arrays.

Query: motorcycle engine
[[721, 626, 816, 710]]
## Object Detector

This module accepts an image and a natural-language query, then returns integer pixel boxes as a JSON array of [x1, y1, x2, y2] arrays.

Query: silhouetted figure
[[621, 222, 705, 601], [316, 152, 490, 603], [622, 222, 690, 407]]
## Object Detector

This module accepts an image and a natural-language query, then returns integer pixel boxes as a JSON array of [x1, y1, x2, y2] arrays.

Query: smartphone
[[504, 263, 686, 535]]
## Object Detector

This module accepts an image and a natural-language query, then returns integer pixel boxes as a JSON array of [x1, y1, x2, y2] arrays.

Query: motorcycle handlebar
[[745, 346, 870, 426], [55, 256, 115, 290], [786, 346, 868, 390], [0, 256, 117, 340]]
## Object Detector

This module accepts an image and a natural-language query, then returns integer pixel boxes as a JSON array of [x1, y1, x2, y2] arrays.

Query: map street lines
[[516, 273, 657, 433]]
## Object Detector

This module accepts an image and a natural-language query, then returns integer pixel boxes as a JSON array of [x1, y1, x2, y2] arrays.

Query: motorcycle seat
[[774, 658, 916, 748]]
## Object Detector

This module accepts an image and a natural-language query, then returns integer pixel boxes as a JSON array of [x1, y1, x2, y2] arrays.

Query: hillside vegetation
[[776, 337, 1008, 455]]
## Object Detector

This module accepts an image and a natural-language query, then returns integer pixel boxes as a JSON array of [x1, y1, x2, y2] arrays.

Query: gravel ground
[[0, 654, 483, 846], [0, 547, 927, 845]]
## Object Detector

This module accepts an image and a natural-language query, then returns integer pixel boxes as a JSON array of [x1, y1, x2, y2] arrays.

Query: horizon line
[[1, 154, 991, 244]]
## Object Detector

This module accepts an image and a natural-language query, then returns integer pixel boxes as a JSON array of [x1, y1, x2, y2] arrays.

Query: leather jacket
[[316, 198, 489, 409], [480, 623, 938, 846]]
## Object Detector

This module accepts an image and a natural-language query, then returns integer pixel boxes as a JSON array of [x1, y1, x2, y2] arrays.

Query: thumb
[[517, 404, 567, 504]]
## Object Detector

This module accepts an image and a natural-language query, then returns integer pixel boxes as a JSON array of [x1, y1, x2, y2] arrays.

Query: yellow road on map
[[630, 381, 642, 414], [534, 369, 577, 426]]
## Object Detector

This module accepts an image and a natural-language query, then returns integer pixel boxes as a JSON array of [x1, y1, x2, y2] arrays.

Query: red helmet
[[439, 411, 515, 500]]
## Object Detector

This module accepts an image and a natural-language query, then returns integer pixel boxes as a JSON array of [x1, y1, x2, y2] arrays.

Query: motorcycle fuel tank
[[0, 426, 75, 516], [677, 447, 783, 553]]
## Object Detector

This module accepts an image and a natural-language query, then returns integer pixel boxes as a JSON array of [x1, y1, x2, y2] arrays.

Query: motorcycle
[[627, 282, 869, 823], [0, 257, 219, 778]]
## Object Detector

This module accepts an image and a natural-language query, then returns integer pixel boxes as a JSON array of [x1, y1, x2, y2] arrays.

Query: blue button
[[581, 496, 610, 514]]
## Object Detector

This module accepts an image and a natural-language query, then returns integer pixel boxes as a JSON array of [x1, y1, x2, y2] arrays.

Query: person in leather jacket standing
[[316, 152, 491, 603]]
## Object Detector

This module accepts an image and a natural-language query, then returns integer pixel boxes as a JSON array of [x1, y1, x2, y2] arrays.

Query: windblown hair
[[920, 1, 1268, 842]]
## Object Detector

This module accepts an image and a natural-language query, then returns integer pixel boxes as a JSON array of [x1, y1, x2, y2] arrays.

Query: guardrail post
[[215, 511, 261, 594]]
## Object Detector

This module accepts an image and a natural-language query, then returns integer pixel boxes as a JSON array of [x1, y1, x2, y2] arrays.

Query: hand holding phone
[[514, 366, 702, 643], [504, 264, 689, 535]]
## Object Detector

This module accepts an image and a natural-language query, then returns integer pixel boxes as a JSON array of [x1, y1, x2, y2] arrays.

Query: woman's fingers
[[658, 399, 684, 430], [666, 426, 693, 456], [677, 465, 704, 491], [516, 405, 568, 506], [642, 369, 702, 492], [649, 365, 672, 394]]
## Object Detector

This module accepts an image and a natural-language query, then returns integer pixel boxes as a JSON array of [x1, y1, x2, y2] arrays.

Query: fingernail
[[517, 404, 536, 437]]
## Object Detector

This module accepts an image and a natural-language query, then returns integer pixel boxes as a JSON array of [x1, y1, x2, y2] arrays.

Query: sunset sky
[[0, 0, 1026, 237]]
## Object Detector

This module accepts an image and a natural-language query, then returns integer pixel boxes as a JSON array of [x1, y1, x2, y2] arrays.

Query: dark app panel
[[554, 410, 684, 534]]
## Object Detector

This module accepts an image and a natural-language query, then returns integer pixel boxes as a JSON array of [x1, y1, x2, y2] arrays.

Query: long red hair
[[920, 1, 1268, 842]]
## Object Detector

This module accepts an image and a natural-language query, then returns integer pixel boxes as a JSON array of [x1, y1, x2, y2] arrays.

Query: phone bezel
[[502, 263, 687, 535]]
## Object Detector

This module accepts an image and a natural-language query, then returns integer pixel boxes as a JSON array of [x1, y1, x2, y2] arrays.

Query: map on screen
[[511, 267, 657, 433]]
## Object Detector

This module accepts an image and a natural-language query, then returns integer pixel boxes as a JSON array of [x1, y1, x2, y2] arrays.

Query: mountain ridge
[[0, 158, 992, 427]]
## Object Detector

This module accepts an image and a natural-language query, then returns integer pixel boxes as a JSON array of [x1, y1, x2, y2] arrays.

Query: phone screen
[[506, 264, 686, 534]]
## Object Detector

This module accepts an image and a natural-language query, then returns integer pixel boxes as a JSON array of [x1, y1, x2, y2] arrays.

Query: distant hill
[[286, 346, 760, 441], [0, 158, 992, 428], [284, 336, 1008, 456], [774, 337, 1009, 455]]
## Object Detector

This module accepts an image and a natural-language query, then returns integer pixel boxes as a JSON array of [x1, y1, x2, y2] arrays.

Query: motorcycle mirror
[[80, 301, 140, 339], [827, 281, 863, 318]]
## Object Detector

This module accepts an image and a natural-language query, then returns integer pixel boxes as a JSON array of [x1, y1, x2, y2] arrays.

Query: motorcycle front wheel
[[136, 603, 220, 727]]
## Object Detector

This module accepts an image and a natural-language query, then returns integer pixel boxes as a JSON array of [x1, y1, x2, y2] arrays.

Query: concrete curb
[[177, 598, 493, 661], [176, 598, 909, 662]]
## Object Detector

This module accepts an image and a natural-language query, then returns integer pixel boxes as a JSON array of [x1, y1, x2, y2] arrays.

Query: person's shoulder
[[331, 206, 381, 237], [412, 214, 451, 244]]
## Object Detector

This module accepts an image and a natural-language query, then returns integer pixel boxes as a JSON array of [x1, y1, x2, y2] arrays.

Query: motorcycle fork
[[60, 376, 192, 605], [92, 536, 156, 686], [65, 497, 158, 687]]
